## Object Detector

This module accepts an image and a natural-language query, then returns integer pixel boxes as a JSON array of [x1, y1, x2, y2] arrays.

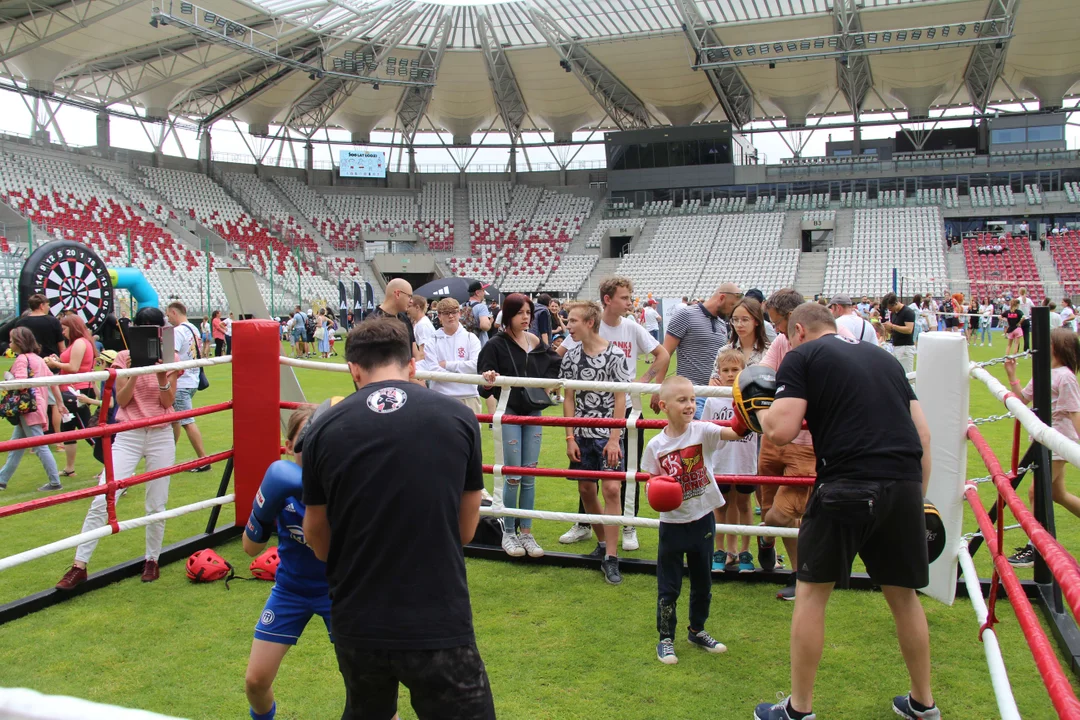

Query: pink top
[[212, 318, 225, 341], [5, 354, 52, 427], [1022, 366, 1080, 443], [59, 336, 95, 390], [112, 351, 181, 423]]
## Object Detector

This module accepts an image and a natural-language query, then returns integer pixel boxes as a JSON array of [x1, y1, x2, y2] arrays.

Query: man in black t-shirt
[[753, 303, 938, 720], [882, 292, 917, 374], [301, 317, 493, 720]]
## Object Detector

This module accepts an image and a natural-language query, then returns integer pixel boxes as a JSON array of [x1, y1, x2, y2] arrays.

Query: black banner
[[352, 282, 364, 322], [364, 282, 376, 313], [338, 282, 349, 329]]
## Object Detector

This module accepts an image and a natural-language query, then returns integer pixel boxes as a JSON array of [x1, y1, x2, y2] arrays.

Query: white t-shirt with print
[[642, 307, 661, 331], [171, 321, 201, 390], [414, 316, 436, 350], [700, 397, 759, 476], [561, 317, 659, 404], [642, 422, 726, 524]]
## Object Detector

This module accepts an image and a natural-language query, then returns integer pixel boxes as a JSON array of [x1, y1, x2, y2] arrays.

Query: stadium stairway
[[832, 209, 855, 247], [1034, 247, 1064, 296], [794, 253, 827, 298], [632, 219, 659, 254], [780, 214, 804, 250], [452, 187, 470, 256], [569, 210, 604, 254], [265, 179, 329, 251], [946, 248, 970, 297], [580, 257, 621, 300]]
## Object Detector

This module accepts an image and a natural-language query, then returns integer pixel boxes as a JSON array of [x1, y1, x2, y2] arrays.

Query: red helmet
[[250, 547, 279, 581], [186, 549, 233, 583]]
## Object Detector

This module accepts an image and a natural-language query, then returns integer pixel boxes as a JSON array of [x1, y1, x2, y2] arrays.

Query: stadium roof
[[1, 0, 1077, 141]]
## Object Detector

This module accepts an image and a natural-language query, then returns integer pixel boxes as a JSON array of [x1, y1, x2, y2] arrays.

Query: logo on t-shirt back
[[366, 386, 408, 414]]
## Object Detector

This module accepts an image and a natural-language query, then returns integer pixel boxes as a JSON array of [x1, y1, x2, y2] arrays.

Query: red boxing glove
[[647, 475, 683, 513], [728, 409, 751, 438]]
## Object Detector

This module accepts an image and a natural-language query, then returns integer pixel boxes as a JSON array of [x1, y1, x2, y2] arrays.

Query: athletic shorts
[[254, 585, 333, 646], [716, 483, 755, 494], [570, 436, 625, 481], [797, 479, 928, 589], [172, 387, 197, 427], [334, 642, 495, 720], [291, 330, 304, 342]]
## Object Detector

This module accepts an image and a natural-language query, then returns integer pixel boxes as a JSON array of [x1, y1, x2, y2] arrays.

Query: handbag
[[182, 323, 210, 392], [813, 478, 885, 526], [507, 344, 554, 411], [314, 325, 326, 341], [0, 356, 38, 425]]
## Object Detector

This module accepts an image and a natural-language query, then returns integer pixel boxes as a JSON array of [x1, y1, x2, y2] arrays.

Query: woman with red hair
[[44, 313, 98, 478]]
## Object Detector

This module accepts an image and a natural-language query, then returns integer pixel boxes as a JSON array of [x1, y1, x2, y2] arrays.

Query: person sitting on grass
[[644, 375, 746, 665], [1004, 328, 1080, 568], [703, 348, 759, 573], [560, 300, 630, 586]]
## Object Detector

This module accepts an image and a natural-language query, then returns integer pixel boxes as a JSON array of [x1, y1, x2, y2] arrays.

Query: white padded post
[[490, 387, 512, 512], [915, 331, 969, 605]]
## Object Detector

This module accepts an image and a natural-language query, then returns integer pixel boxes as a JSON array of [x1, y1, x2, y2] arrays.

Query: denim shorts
[[570, 436, 625, 481], [173, 387, 197, 427]]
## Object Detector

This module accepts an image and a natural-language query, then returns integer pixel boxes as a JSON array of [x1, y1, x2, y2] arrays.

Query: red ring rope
[[482, 464, 814, 485], [968, 424, 1080, 622], [966, 485, 1080, 719]]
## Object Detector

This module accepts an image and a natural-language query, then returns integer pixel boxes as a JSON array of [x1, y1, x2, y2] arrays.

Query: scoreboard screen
[[339, 150, 386, 178]]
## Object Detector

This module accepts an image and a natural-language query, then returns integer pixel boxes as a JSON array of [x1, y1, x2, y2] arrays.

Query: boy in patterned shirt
[[560, 301, 630, 585]]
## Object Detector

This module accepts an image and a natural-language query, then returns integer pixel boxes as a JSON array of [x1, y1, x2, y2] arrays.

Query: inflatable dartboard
[[19, 241, 114, 333]]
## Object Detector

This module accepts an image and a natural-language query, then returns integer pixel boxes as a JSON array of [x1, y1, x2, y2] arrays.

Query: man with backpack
[[167, 302, 210, 472], [465, 281, 493, 346]]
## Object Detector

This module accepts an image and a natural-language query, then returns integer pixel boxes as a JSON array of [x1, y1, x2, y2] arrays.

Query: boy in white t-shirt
[[644, 375, 743, 665], [702, 349, 759, 574]]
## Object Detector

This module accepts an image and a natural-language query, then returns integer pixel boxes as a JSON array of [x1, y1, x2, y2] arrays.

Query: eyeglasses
[[396, 290, 413, 299], [731, 316, 755, 325], [438, 311, 458, 316]]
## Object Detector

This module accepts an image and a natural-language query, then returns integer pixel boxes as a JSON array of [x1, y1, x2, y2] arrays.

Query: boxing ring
[[2, 315, 1080, 717]]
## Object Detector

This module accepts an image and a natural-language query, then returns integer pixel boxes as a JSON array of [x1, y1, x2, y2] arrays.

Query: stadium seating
[[91, 166, 175, 226], [1024, 184, 1043, 205], [1065, 182, 1080, 203], [753, 196, 777, 212], [418, 182, 453, 251], [969, 185, 1015, 208], [642, 200, 672, 216], [542, 254, 598, 294], [840, 191, 868, 208], [803, 210, 836, 224], [498, 190, 593, 294], [707, 197, 746, 213], [272, 176, 353, 251], [0, 153, 230, 313], [962, 233, 1044, 300], [784, 193, 829, 211], [822, 207, 947, 297], [1049, 231, 1080, 296], [585, 218, 645, 249], [615, 213, 795, 299], [324, 193, 415, 243], [221, 173, 315, 249]]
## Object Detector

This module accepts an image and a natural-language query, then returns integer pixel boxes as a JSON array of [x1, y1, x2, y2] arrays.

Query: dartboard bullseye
[[19, 241, 114, 334]]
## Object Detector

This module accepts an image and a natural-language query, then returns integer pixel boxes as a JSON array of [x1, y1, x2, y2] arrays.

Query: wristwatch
[[158, 382, 172, 391]]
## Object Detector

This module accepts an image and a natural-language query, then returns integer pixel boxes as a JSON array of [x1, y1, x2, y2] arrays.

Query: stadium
[[0, 0, 1078, 717]]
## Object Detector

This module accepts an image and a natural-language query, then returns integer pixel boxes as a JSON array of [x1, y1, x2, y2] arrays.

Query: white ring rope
[[0, 356, 231, 392], [279, 357, 734, 398], [0, 495, 234, 572], [957, 543, 1022, 720], [969, 364, 1080, 469], [480, 506, 800, 537]]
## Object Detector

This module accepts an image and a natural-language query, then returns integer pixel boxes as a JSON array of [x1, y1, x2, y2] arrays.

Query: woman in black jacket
[[478, 293, 559, 559]]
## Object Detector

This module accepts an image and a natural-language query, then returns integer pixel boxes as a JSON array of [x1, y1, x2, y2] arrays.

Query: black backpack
[[304, 314, 317, 342]]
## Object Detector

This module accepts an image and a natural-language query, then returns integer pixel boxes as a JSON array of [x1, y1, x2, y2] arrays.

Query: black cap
[[745, 288, 765, 303], [467, 280, 484, 294]]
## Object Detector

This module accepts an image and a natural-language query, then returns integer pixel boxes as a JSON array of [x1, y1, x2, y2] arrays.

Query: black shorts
[[716, 483, 756, 494], [797, 479, 928, 589], [334, 642, 495, 720], [570, 436, 625, 481]]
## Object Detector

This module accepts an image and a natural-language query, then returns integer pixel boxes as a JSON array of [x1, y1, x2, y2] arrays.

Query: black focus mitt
[[925, 499, 946, 563], [732, 365, 776, 434]]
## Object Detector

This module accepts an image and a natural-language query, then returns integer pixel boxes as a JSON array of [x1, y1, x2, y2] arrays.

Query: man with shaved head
[[370, 278, 423, 384], [661, 283, 742, 419]]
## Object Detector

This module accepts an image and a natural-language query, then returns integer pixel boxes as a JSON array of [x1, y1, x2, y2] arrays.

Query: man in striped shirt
[[661, 282, 742, 419]]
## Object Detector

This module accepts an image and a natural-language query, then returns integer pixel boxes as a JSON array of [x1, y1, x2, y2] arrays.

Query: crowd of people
[[5, 273, 1080, 720]]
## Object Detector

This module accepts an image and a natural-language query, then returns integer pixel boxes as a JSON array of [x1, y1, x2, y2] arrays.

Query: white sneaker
[[519, 533, 544, 558], [480, 488, 492, 502], [622, 526, 640, 551], [559, 523, 593, 544], [501, 534, 526, 557]]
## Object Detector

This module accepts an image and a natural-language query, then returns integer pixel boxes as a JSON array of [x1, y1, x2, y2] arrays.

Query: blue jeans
[[0, 418, 60, 488], [502, 409, 543, 534], [694, 396, 706, 420], [980, 322, 992, 343]]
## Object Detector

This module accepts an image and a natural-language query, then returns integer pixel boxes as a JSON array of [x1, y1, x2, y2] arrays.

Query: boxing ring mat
[[915, 331, 969, 605]]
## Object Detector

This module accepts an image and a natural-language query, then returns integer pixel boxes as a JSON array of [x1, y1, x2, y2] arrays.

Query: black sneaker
[[777, 584, 796, 601], [584, 543, 606, 560], [893, 694, 941, 719], [601, 556, 622, 585], [187, 464, 212, 473], [758, 533, 776, 572], [1008, 545, 1035, 568]]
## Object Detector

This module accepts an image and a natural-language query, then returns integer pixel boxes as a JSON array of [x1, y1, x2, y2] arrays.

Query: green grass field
[[0, 337, 1077, 719]]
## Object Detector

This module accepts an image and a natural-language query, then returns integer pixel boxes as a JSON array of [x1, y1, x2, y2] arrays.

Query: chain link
[[973, 350, 1033, 369], [967, 464, 1037, 485], [971, 412, 1014, 425]]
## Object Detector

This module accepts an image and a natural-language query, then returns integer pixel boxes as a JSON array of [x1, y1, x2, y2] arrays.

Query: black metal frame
[[0, 459, 239, 628]]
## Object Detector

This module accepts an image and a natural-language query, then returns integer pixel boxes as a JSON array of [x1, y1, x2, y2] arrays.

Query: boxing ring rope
[[0, 351, 246, 593]]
